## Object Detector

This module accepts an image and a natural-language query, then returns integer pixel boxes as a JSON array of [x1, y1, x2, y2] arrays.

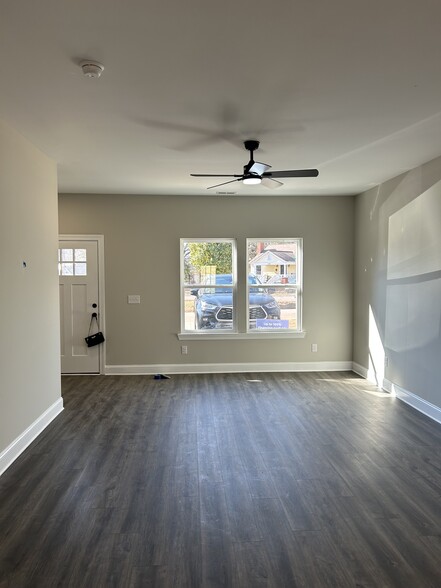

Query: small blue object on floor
[[154, 374, 170, 379]]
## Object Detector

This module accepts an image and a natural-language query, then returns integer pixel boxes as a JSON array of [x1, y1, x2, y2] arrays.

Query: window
[[247, 239, 302, 332], [58, 248, 87, 276], [180, 238, 303, 335], [181, 239, 236, 332]]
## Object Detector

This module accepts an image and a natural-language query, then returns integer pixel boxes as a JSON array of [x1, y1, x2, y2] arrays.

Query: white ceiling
[[2, 0, 441, 196]]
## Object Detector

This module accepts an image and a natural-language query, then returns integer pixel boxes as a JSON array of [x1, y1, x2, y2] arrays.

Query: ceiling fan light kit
[[243, 176, 261, 185], [190, 139, 319, 189]]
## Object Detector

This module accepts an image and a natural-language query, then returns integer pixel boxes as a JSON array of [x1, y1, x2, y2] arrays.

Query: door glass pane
[[59, 249, 88, 275], [61, 248, 74, 261], [61, 262, 74, 275], [74, 263, 87, 276], [74, 248, 87, 262]]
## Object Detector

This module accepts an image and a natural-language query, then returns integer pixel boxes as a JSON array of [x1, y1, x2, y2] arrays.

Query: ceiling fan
[[190, 139, 319, 189]]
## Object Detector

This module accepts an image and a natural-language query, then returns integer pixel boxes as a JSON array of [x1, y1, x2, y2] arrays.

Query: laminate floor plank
[[230, 541, 272, 587], [1, 372, 441, 587], [252, 497, 304, 587], [199, 479, 233, 587], [335, 513, 435, 587]]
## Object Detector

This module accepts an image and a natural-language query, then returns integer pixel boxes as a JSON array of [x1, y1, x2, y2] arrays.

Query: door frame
[[59, 234, 106, 375]]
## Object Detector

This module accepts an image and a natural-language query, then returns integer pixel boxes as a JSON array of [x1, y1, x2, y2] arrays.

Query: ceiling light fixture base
[[244, 139, 260, 153]]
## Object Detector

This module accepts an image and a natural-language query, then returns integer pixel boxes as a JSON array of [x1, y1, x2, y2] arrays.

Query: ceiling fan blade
[[177, 130, 242, 151], [263, 169, 319, 178], [137, 118, 243, 151], [207, 178, 242, 190], [249, 161, 271, 175], [191, 174, 242, 178], [261, 177, 283, 189]]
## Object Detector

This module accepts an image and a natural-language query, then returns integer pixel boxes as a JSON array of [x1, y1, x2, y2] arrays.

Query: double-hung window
[[247, 239, 302, 332], [180, 238, 302, 335], [181, 239, 237, 332]]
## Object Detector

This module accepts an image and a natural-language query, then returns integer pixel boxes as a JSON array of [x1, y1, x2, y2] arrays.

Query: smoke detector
[[80, 60, 104, 78]]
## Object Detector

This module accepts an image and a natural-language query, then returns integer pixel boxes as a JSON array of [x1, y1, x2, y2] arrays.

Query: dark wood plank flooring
[[1, 372, 441, 587]]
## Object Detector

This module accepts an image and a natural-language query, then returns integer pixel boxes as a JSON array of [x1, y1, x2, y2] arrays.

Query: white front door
[[59, 238, 103, 374]]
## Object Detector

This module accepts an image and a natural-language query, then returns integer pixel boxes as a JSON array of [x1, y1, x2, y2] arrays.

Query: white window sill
[[177, 331, 306, 341]]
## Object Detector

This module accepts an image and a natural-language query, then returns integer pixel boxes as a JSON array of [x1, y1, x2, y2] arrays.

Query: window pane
[[61, 262, 74, 275], [183, 241, 233, 286], [248, 240, 297, 285], [248, 239, 301, 332], [61, 248, 73, 261], [185, 286, 235, 331], [249, 287, 297, 330], [74, 263, 87, 276], [74, 248, 87, 262]]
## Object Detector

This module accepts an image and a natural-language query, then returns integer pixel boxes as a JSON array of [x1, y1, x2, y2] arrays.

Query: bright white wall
[[353, 155, 441, 414], [0, 120, 61, 455]]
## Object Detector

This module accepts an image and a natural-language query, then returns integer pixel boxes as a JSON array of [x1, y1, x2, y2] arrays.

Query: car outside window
[[180, 238, 302, 334], [181, 239, 236, 332], [247, 239, 303, 332]]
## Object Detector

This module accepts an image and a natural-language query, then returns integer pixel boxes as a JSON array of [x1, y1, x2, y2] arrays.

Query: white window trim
[[179, 237, 305, 339], [246, 238, 303, 334], [180, 238, 237, 334], [177, 331, 306, 340]]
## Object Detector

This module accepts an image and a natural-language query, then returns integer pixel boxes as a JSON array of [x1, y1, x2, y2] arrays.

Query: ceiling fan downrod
[[244, 139, 260, 174]]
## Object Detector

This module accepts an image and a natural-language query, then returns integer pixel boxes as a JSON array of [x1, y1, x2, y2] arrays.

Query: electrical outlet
[[128, 295, 141, 304], [181, 345, 188, 355], [311, 343, 318, 353]]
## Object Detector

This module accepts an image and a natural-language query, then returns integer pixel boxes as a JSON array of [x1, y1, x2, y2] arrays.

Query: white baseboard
[[352, 361, 388, 387], [0, 398, 64, 476], [352, 362, 441, 425], [383, 379, 441, 425], [105, 361, 353, 376], [352, 362, 368, 379]]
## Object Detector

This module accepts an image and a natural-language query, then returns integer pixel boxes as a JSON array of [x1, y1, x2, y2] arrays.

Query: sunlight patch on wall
[[385, 180, 441, 353], [368, 305, 385, 387]]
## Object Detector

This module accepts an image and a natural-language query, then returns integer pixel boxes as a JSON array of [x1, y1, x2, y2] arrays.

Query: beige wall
[[59, 193, 354, 368], [354, 155, 441, 412], [0, 121, 61, 453]]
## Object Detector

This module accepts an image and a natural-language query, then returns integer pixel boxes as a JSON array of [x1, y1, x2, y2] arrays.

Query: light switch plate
[[128, 295, 141, 304]]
